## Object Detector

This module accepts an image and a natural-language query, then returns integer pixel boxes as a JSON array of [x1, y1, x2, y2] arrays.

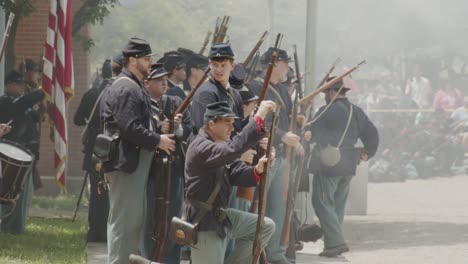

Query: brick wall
[[14, 0, 90, 192]]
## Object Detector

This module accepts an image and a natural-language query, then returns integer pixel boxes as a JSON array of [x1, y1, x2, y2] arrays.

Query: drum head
[[0, 139, 33, 163]]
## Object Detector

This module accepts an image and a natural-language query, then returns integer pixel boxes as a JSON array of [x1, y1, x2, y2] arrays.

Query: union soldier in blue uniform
[[247, 47, 303, 264], [163, 51, 187, 100], [185, 100, 276, 264], [190, 43, 244, 135], [74, 59, 113, 242], [0, 70, 44, 234], [308, 77, 379, 257], [20, 59, 45, 190], [140, 63, 192, 263], [182, 53, 209, 93], [99, 38, 176, 264]]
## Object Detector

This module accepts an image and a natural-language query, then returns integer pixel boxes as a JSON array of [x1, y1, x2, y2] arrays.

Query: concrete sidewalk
[[88, 174, 468, 264]]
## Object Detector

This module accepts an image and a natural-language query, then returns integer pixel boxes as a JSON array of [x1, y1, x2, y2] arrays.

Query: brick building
[[11, 0, 90, 193]]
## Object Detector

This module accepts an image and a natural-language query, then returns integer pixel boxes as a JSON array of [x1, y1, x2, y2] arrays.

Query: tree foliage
[[0, 0, 119, 71]]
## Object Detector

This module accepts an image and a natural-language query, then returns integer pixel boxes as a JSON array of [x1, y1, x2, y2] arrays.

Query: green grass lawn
[[0, 216, 87, 264]]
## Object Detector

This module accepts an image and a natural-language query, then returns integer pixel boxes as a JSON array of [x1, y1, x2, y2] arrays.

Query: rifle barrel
[[243, 31, 269, 66], [175, 68, 210, 115], [298, 60, 366, 105], [0, 13, 15, 64], [257, 33, 283, 104]]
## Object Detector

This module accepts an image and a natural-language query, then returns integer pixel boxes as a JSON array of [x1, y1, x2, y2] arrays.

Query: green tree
[[0, 0, 119, 72]]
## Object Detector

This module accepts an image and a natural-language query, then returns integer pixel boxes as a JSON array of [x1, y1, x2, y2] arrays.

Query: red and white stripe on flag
[[42, 0, 74, 192]]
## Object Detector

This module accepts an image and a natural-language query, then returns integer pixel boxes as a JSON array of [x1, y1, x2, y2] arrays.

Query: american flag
[[42, 0, 74, 191]]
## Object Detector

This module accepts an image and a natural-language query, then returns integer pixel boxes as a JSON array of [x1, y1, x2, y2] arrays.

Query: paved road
[[88, 174, 468, 264], [296, 174, 468, 264]]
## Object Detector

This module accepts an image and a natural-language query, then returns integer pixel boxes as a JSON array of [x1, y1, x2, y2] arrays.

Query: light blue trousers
[[106, 149, 154, 264], [1, 173, 33, 233], [265, 157, 287, 262], [312, 174, 351, 248], [191, 208, 275, 264]]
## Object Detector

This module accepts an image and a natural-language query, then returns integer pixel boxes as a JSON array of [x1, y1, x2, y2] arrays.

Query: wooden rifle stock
[[298, 60, 366, 106], [280, 83, 300, 247], [152, 100, 176, 262], [199, 30, 212, 55], [0, 13, 15, 64], [257, 33, 283, 104], [252, 109, 280, 264], [243, 31, 269, 66], [175, 68, 210, 115]]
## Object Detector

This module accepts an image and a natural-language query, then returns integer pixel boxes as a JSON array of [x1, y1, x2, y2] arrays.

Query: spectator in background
[[450, 96, 468, 124], [405, 65, 433, 109], [432, 81, 463, 110]]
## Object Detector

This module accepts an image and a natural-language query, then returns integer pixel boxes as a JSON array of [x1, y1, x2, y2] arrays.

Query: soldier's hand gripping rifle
[[152, 99, 177, 262], [0, 13, 15, 64], [252, 109, 280, 264], [298, 60, 366, 106]]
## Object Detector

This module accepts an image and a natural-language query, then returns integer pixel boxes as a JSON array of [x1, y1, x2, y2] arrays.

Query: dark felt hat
[[148, 63, 169, 79], [204, 101, 239, 123], [238, 86, 258, 104], [102, 59, 112, 79], [186, 53, 209, 70], [112, 53, 124, 66], [229, 64, 247, 89], [163, 51, 186, 72], [122, 37, 156, 58], [260, 47, 291, 65], [5, 70, 24, 84], [19, 59, 39, 72], [209, 43, 235, 60], [322, 76, 350, 92], [177, 47, 195, 59]]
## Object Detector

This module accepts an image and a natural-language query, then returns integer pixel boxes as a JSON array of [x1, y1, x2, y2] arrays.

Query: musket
[[298, 60, 366, 106], [199, 30, 212, 55], [244, 51, 260, 84], [252, 108, 280, 264], [292, 45, 304, 100], [284, 153, 305, 259], [175, 67, 210, 115], [152, 99, 176, 262], [212, 16, 230, 44], [0, 13, 15, 64], [212, 17, 221, 44], [317, 57, 341, 89], [218, 16, 230, 43], [303, 58, 341, 125], [280, 81, 300, 247], [257, 33, 283, 104], [243, 31, 269, 67]]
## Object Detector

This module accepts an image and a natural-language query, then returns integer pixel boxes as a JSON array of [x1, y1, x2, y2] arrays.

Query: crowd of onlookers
[[347, 70, 468, 182]]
